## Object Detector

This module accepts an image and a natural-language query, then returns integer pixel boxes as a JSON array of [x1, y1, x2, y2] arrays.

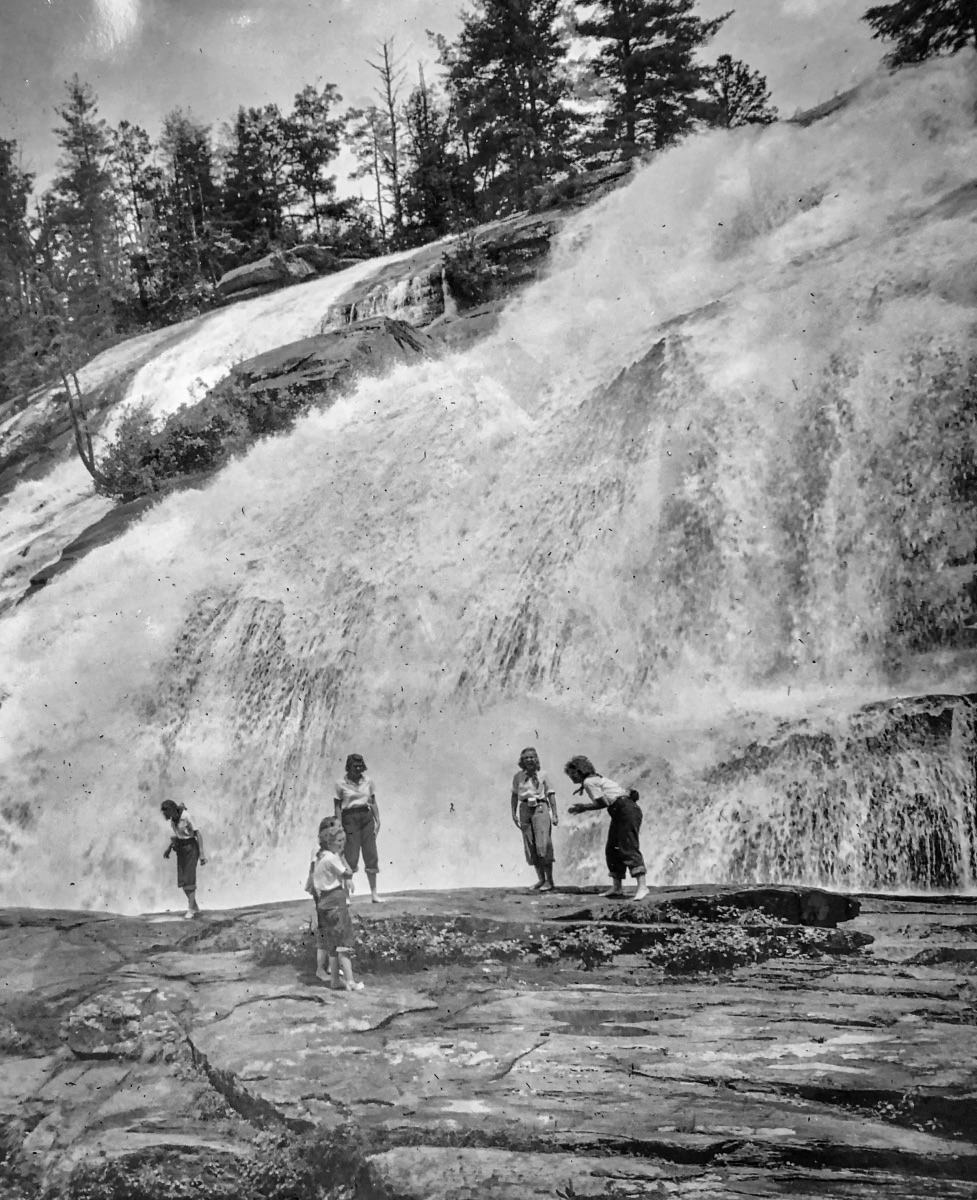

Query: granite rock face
[[2, 886, 976, 1199]]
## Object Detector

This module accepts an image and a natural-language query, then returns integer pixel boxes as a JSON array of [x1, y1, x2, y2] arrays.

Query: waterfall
[[1, 56, 976, 911]]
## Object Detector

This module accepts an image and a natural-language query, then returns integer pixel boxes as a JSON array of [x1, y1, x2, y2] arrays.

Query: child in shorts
[[305, 818, 363, 991]]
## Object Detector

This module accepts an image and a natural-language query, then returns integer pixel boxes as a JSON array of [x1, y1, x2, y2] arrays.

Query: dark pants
[[174, 838, 199, 892], [605, 795, 645, 880], [315, 886, 354, 954], [341, 807, 378, 874]]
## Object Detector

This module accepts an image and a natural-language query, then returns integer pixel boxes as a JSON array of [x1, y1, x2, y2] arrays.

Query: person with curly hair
[[564, 756, 648, 901]]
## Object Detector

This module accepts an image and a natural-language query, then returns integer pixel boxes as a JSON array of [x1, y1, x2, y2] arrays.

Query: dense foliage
[[0, 2, 779, 433], [863, 0, 977, 65]]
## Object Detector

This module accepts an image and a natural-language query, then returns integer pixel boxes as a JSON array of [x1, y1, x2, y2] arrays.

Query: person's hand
[[163, 848, 171, 859], [347, 876, 355, 895], [567, 803, 587, 815], [512, 815, 521, 828], [552, 815, 559, 827]]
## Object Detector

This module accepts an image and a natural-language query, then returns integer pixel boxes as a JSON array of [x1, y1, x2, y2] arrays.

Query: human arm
[[511, 790, 520, 828], [547, 789, 559, 826], [567, 779, 605, 816], [304, 862, 316, 897], [195, 829, 206, 865], [370, 793, 380, 836]]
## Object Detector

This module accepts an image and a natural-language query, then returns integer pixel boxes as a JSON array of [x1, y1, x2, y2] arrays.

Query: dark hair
[[160, 800, 182, 817], [564, 755, 596, 780], [345, 753, 366, 774]]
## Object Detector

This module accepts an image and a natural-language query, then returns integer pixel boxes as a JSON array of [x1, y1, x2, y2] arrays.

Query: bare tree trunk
[[60, 368, 111, 490]]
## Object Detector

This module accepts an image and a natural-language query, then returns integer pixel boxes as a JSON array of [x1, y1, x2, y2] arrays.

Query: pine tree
[[401, 70, 472, 243], [48, 76, 122, 343], [284, 83, 343, 238], [863, 1, 977, 65], [345, 105, 392, 245], [368, 40, 407, 238], [438, 0, 575, 215], [0, 137, 36, 406], [113, 120, 164, 319], [706, 55, 777, 128], [576, 0, 730, 156], [158, 110, 221, 307], [221, 105, 293, 254]]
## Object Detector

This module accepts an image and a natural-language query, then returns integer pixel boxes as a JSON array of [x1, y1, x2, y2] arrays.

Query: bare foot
[[371, 895, 384, 904], [315, 970, 332, 984], [632, 884, 650, 902], [343, 980, 365, 992]]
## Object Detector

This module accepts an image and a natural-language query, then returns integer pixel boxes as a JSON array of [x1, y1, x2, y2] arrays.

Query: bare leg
[[604, 877, 625, 898], [632, 875, 649, 902], [367, 870, 382, 903], [315, 948, 331, 984], [337, 951, 364, 991], [182, 887, 200, 917]]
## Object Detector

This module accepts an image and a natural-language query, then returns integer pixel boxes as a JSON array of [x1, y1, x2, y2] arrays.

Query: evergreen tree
[[345, 104, 392, 245], [863, 0, 977, 65], [158, 110, 221, 307], [48, 76, 122, 343], [368, 39, 407, 238], [401, 70, 472, 243], [706, 54, 777, 127], [284, 83, 344, 238], [221, 104, 293, 253], [576, 0, 730, 156], [113, 120, 164, 319], [0, 137, 36, 406], [438, 0, 576, 215]]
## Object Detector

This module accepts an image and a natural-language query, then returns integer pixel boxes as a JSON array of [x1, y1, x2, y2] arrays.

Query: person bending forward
[[565, 756, 648, 901]]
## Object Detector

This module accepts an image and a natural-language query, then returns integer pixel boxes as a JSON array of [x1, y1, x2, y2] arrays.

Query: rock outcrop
[[2, 885, 976, 1199], [228, 315, 436, 402]]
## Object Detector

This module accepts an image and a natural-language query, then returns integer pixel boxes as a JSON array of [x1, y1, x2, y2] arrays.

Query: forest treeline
[[0, 0, 780, 411], [0, 0, 971, 415]]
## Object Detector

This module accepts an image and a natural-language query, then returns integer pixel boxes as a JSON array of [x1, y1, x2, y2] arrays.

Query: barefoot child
[[305, 818, 364, 991], [161, 800, 207, 918]]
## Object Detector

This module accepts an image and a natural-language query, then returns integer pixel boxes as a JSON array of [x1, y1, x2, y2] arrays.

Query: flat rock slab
[[2, 888, 976, 1198]]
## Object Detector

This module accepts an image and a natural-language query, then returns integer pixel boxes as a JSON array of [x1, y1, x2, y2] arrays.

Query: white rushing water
[[1, 56, 976, 911]]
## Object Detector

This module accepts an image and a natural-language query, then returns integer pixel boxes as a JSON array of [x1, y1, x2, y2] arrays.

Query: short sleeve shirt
[[582, 775, 629, 808], [512, 770, 555, 804], [335, 775, 375, 813], [312, 848, 350, 894], [170, 811, 196, 840]]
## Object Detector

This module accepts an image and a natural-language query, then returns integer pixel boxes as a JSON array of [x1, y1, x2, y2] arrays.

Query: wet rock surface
[[1, 887, 976, 1198]]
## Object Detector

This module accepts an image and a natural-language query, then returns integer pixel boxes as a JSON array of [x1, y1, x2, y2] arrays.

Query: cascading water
[[1, 56, 976, 912]]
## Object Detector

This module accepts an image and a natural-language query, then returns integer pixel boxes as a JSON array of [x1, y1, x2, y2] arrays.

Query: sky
[[0, 0, 883, 201]]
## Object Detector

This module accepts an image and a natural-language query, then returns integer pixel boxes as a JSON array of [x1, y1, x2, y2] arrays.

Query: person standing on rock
[[564, 756, 649, 901], [161, 800, 207, 918], [510, 746, 558, 891], [305, 818, 363, 991], [333, 753, 382, 903]]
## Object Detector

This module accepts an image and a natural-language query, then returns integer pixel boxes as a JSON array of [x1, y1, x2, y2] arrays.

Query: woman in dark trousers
[[333, 753, 382, 902], [565, 756, 648, 901]]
